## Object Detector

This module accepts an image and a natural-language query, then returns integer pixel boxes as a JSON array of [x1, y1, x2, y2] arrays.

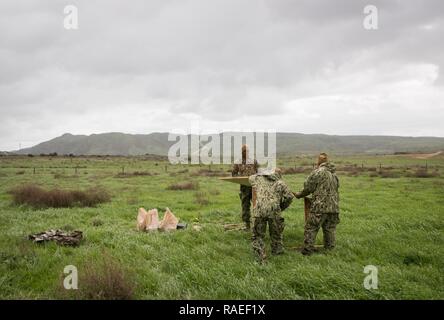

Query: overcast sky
[[0, 0, 443, 150]]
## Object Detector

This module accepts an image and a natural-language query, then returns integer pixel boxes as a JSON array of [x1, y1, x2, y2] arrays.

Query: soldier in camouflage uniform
[[295, 153, 340, 256], [232, 144, 258, 230], [249, 168, 294, 263]]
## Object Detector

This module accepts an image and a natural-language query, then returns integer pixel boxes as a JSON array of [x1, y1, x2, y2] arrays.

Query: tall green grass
[[0, 155, 442, 299]]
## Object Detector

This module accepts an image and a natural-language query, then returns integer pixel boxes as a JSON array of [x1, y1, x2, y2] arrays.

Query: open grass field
[[0, 154, 443, 299]]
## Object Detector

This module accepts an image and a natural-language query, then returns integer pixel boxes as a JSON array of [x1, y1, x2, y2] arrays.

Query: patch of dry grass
[[166, 181, 199, 190], [9, 184, 111, 208]]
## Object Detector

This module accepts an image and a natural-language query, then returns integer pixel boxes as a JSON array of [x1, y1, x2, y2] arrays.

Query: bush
[[82, 255, 135, 300], [116, 171, 153, 178], [412, 169, 439, 178], [59, 254, 135, 300], [166, 181, 199, 190], [379, 170, 400, 178], [9, 184, 111, 208]]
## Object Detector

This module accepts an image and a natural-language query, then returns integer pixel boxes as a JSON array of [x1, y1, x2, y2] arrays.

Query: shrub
[[81, 255, 135, 300], [9, 184, 110, 208], [166, 181, 199, 190], [412, 169, 438, 178], [379, 170, 400, 178], [116, 171, 153, 178], [59, 254, 135, 300]]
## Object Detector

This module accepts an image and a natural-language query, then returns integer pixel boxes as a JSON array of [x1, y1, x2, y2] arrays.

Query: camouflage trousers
[[252, 214, 285, 261], [239, 185, 252, 225], [304, 212, 340, 252]]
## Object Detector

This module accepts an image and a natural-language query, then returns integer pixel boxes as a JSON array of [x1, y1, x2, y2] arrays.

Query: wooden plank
[[218, 176, 251, 186]]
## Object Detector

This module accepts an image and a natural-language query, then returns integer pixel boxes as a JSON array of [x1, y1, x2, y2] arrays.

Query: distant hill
[[14, 132, 444, 156]]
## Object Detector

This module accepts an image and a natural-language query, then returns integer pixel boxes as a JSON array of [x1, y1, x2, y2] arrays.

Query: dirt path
[[409, 151, 443, 159]]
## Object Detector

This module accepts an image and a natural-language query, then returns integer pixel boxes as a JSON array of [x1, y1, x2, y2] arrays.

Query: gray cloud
[[0, 0, 443, 150]]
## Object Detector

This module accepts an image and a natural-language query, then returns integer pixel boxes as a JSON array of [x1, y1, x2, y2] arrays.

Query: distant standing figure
[[249, 168, 294, 263], [294, 153, 340, 255], [232, 144, 258, 230]]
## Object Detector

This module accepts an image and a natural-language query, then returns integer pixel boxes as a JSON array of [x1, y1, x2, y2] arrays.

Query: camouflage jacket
[[232, 158, 258, 177], [298, 162, 339, 214], [249, 173, 294, 218]]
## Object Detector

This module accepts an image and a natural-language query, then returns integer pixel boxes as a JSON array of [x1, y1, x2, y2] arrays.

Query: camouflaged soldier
[[249, 168, 294, 263], [232, 144, 258, 229], [295, 153, 340, 255]]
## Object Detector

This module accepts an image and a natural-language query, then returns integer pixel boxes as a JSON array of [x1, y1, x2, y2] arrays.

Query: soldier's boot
[[271, 246, 284, 255], [244, 221, 251, 231], [300, 247, 313, 256], [301, 231, 318, 255]]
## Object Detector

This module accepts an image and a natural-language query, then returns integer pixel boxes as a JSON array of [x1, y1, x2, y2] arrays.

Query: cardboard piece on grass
[[146, 208, 160, 231], [159, 207, 179, 231], [137, 208, 160, 231], [137, 208, 148, 231], [137, 207, 180, 231]]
